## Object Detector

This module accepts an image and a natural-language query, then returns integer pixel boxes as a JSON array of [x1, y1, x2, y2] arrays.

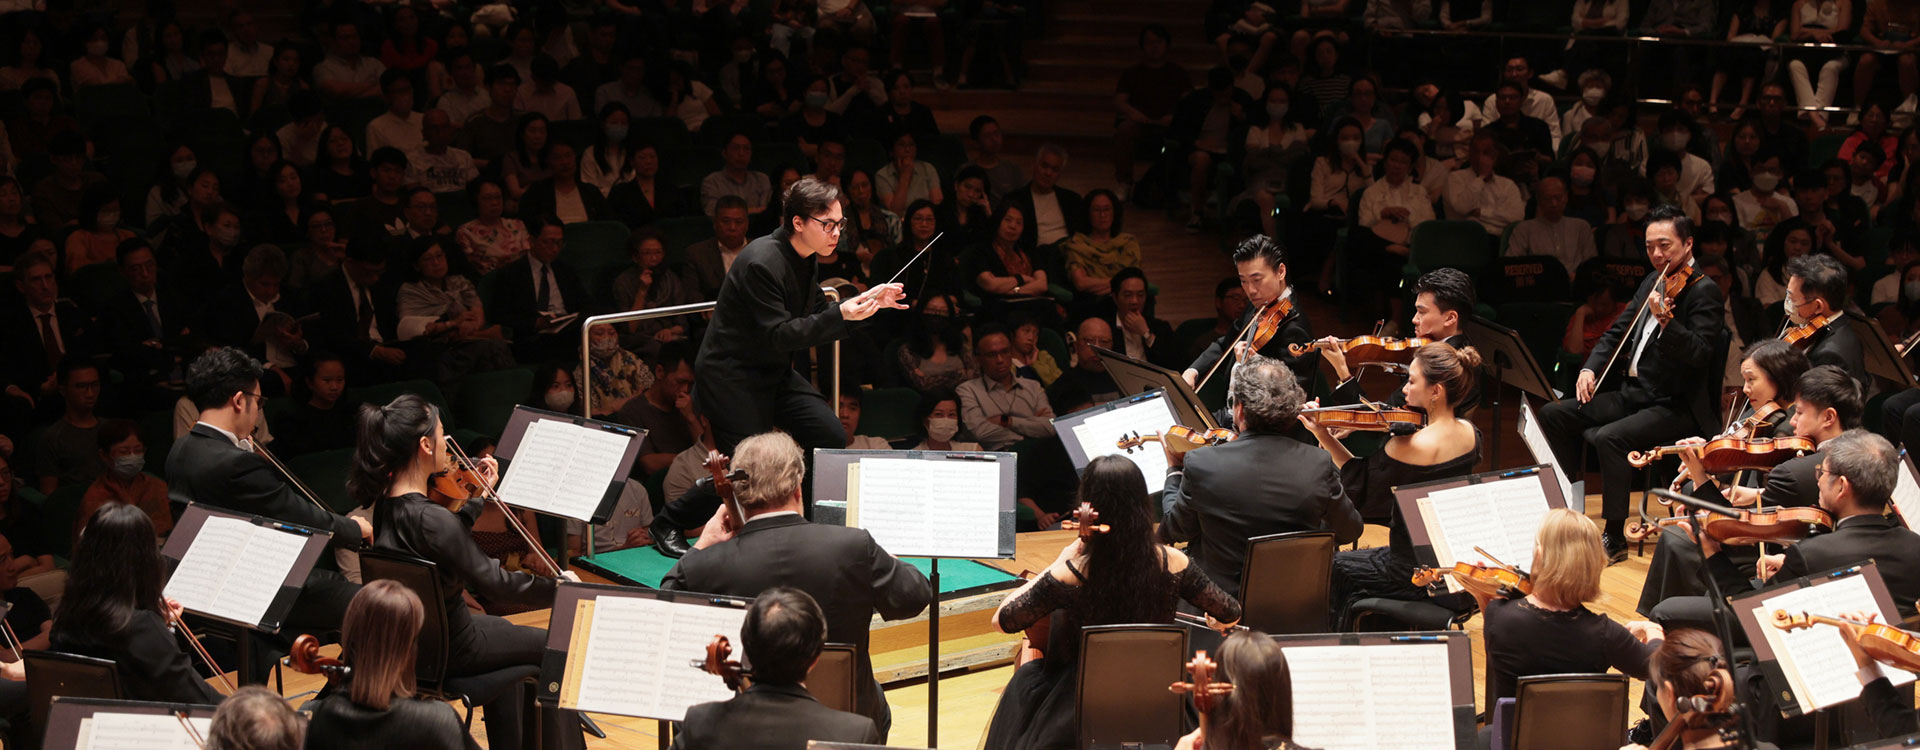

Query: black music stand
[[493, 405, 647, 560], [1846, 310, 1919, 390], [1394, 465, 1568, 573], [1730, 562, 1911, 749], [1091, 346, 1220, 430], [43, 697, 219, 749], [1463, 315, 1559, 467]]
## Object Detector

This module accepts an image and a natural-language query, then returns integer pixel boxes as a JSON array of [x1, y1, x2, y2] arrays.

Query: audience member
[[620, 341, 704, 474], [1113, 25, 1191, 198], [687, 196, 755, 299], [957, 326, 1056, 450]]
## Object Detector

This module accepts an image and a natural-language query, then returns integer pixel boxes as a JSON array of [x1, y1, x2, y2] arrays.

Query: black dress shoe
[[650, 517, 691, 558], [1602, 533, 1629, 564]]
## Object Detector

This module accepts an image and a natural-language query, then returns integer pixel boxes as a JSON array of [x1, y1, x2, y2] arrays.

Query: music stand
[[1395, 465, 1569, 576], [1731, 562, 1915, 725], [1846, 310, 1920, 390], [43, 697, 218, 750], [1518, 400, 1581, 514], [1050, 390, 1182, 495], [1090, 346, 1219, 430], [493, 405, 648, 560], [1464, 315, 1560, 467], [1895, 450, 1920, 533], [1270, 631, 1476, 749], [538, 582, 752, 749], [810, 449, 1017, 743], [160, 503, 332, 633]]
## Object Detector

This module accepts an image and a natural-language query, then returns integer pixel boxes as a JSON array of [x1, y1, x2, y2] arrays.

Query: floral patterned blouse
[[578, 349, 654, 416], [457, 217, 531, 275]]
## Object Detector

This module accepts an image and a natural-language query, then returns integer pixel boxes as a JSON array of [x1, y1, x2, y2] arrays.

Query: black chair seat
[[433, 664, 540, 730], [1349, 598, 1467, 631]]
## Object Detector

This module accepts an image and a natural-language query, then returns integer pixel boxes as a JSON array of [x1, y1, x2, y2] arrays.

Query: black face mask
[[921, 314, 951, 333]]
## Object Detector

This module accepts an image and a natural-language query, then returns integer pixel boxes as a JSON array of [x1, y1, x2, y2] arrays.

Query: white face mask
[[1582, 87, 1605, 107], [86, 40, 109, 57], [1752, 172, 1781, 192], [1266, 103, 1288, 121], [1338, 139, 1362, 156], [1624, 203, 1650, 221], [544, 388, 575, 411], [1662, 131, 1691, 152], [927, 417, 959, 442], [1570, 165, 1596, 187], [1905, 280, 1920, 300], [590, 338, 620, 358], [173, 160, 198, 179]]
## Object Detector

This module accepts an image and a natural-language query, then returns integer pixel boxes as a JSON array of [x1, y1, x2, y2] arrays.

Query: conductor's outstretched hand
[[840, 283, 910, 321]]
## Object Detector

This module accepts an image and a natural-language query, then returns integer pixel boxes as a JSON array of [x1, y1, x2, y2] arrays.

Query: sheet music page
[[497, 419, 633, 521], [1286, 643, 1454, 750], [1520, 404, 1575, 507], [1415, 477, 1551, 591], [1753, 575, 1917, 713], [1894, 458, 1920, 533], [567, 595, 746, 721], [164, 516, 306, 625], [1064, 397, 1176, 494], [77, 713, 211, 750], [855, 457, 1000, 557]]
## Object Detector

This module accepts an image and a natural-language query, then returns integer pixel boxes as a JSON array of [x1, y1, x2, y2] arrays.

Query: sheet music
[[1285, 643, 1455, 750], [853, 457, 1000, 558], [1894, 457, 1920, 533], [1519, 404, 1575, 508], [77, 713, 211, 750], [1416, 477, 1552, 592], [1063, 396, 1176, 494], [163, 516, 308, 625], [566, 595, 746, 721], [497, 419, 634, 521], [1753, 573, 1917, 713]]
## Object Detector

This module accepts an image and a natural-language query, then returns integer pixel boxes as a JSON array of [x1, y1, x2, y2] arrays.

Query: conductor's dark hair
[[742, 587, 828, 685], [1786, 252, 1852, 310], [1231, 235, 1286, 271], [1647, 203, 1695, 242], [348, 394, 440, 510], [206, 686, 304, 750], [58, 503, 164, 643], [1796, 365, 1864, 429], [1744, 339, 1811, 404], [188, 347, 266, 411], [1412, 268, 1475, 315], [1070, 456, 1174, 637], [783, 176, 842, 225]]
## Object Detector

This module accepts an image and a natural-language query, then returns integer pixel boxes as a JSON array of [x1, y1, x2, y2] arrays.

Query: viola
[[1626, 436, 1814, 473], [1623, 506, 1832, 545], [283, 633, 352, 684], [1781, 313, 1839, 349], [704, 451, 748, 534], [428, 441, 488, 512], [1288, 335, 1431, 365], [693, 634, 750, 692], [1771, 610, 1920, 673], [1168, 652, 1234, 729], [1298, 404, 1426, 433], [1194, 297, 1296, 392], [1592, 261, 1700, 389], [1116, 426, 1236, 455], [1410, 557, 1533, 600]]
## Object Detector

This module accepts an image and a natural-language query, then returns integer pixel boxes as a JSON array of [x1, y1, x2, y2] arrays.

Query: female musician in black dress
[[50, 503, 222, 704], [1175, 629, 1319, 750], [984, 455, 1242, 750], [346, 394, 582, 750], [304, 579, 475, 749], [1311, 343, 1484, 628]]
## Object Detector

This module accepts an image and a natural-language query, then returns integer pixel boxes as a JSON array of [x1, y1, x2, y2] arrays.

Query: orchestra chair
[[805, 643, 860, 715], [356, 549, 541, 734], [1493, 673, 1628, 750], [1076, 624, 1188, 750], [1237, 531, 1334, 634], [1345, 597, 1473, 633], [24, 651, 121, 741]]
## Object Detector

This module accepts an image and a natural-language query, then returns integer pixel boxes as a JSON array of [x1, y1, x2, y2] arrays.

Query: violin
[[1627, 436, 1813, 473], [1288, 335, 1431, 365], [1194, 297, 1296, 392], [428, 441, 488, 512], [692, 634, 750, 692], [704, 451, 748, 534], [1410, 547, 1533, 600], [1623, 506, 1832, 545], [1059, 501, 1110, 540], [1116, 426, 1236, 455], [1781, 313, 1839, 349], [1591, 261, 1701, 389], [1298, 403, 1426, 433], [1168, 652, 1234, 729], [1771, 610, 1920, 673], [283, 633, 352, 684]]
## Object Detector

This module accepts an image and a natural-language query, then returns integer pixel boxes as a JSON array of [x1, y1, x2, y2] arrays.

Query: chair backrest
[[856, 387, 923, 441], [1411, 220, 1497, 274], [1480, 255, 1571, 306], [357, 550, 453, 684], [806, 643, 859, 715], [25, 651, 121, 740], [562, 219, 633, 274], [1237, 530, 1336, 634], [1076, 624, 1188, 750], [1508, 673, 1629, 750], [283, 448, 358, 514]]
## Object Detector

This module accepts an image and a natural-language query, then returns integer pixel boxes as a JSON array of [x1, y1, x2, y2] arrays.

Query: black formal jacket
[[696, 227, 850, 395], [660, 514, 933, 727], [606, 180, 691, 227], [103, 282, 193, 382], [1160, 431, 1363, 599], [198, 286, 293, 360], [49, 610, 222, 704], [1328, 332, 1474, 408], [1005, 184, 1089, 249], [1694, 448, 1821, 510], [1091, 297, 1180, 369], [1186, 293, 1318, 390], [1708, 514, 1920, 618], [491, 255, 592, 342], [1582, 269, 1727, 436], [1800, 318, 1867, 389], [516, 180, 607, 224], [304, 694, 477, 750], [0, 298, 95, 391], [309, 269, 401, 363], [166, 424, 362, 548], [670, 683, 882, 750], [372, 493, 557, 638]]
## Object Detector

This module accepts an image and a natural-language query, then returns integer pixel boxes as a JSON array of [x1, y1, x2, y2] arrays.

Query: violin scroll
[[283, 633, 351, 682], [694, 634, 750, 692], [1059, 502, 1111, 540], [1168, 652, 1234, 717]]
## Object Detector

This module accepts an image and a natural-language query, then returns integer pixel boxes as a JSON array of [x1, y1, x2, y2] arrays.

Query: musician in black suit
[[1326, 268, 1477, 409], [1538, 204, 1728, 560], [1783, 253, 1866, 387], [661, 431, 934, 738], [166, 348, 369, 651], [104, 240, 194, 408], [672, 587, 884, 749], [1159, 354, 1363, 599], [491, 215, 593, 362], [1181, 235, 1318, 394], [0, 253, 97, 408]]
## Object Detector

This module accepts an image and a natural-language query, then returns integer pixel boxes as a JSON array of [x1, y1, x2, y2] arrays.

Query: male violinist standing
[[1181, 235, 1317, 392], [1538, 204, 1727, 562]]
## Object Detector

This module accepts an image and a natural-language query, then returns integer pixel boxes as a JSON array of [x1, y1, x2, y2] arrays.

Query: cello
[[1016, 503, 1110, 665], [1168, 652, 1234, 737]]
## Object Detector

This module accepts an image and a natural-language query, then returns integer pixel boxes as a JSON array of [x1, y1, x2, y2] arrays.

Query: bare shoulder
[[1164, 546, 1191, 574]]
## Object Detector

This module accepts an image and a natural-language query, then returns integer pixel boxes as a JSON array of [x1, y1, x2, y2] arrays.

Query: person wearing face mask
[[1563, 148, 1610, 226], [69, 23, 132, 89], [1653, 110, 1717, 205], [63, 184, 134, 274], [1561, 69, 1612, 139], [910, 389, 980, 451], [173, 202, 251, 316], [1733, 152, 1799, 240], [78, 419, 173, 543], [1238, 85, 1315, 238], [1648, 151, 1700, 223], [1599, 182, 1656, 259], [576, 323, 653, 418], [898, 292, 977, 392], [1784, 253, 1867, 387]]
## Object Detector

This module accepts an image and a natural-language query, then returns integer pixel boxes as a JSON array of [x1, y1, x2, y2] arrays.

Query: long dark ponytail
[[347, 394, 440, 510]]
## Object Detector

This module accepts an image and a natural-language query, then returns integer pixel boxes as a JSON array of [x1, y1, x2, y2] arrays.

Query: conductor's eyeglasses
[[806, 216, 848, 234]]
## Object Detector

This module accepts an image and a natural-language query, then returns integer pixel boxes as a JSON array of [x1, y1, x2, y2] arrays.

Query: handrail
[[1388, 26, 1915, 55]]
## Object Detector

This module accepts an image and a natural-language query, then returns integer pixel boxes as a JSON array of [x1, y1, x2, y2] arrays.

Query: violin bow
[[1589, 258, 1679, 400], [175, 710, 208, 749], [169, 606, 237, 694], [1194, 301, 1271, 393], [445, 438, 566, 578]]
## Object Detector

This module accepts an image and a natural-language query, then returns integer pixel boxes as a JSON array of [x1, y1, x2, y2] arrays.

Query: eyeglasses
[[806, 215, 848, 234], [247, 392, 268, 407]]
